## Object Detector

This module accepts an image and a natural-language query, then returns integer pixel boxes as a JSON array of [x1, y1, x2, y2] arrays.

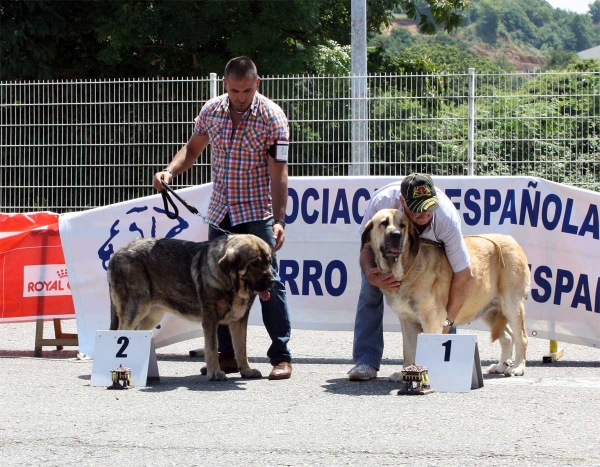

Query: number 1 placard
[[415, 334, 484, 393], [90, 331, 159, 387]]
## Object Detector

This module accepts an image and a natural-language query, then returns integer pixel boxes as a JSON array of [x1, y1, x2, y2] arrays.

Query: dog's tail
[[110, 300, 119, 331], [490, 311, 508, 342]]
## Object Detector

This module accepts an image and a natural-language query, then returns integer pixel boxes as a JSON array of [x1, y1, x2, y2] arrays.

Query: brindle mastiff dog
[[107, 234, 274, 381], [362, 209, 531, 379]]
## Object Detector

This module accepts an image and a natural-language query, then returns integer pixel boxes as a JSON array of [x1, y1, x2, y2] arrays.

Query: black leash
[[160, 180, 231, 235], [160, 180, 199, 219]]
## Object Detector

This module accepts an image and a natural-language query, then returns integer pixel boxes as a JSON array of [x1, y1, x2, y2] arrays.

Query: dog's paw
[[207, 370, 228, 381], [504, 364, 525, 377], [487, 363, 508, 374], [240, 368, 262, 379], [389, 372, 404, 383]]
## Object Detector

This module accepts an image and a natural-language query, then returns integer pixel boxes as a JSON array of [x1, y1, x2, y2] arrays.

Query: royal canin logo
[[23, 264, 72, 297]]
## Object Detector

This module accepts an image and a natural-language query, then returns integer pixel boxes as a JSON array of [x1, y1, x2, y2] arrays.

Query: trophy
[[397, 364, 435, 395], [108, 364, 132, 390]]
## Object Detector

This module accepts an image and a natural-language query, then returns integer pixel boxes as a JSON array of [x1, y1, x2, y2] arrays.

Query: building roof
[[578, 45, 600, 59]]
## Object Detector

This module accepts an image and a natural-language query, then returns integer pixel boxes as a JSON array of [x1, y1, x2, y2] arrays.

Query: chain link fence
[[1, 71, 599, 213]]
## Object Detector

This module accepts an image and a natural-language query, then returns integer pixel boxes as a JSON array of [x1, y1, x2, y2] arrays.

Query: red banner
[[0, 212, 75, 322]]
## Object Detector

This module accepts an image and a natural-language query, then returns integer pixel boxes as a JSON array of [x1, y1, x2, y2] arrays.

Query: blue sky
[[546, 0, 591, 14]]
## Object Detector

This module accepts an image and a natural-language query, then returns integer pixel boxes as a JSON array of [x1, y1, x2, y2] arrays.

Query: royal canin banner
[[56, 176, 600, 359], [0, 212, 75, 322]]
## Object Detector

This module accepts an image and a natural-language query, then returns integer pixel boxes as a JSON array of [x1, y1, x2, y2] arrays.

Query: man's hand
[[272, 223, 285, 252], [153, 170, 172, 191], [365, 267, 401, 291], [152, 135, 209, 191]]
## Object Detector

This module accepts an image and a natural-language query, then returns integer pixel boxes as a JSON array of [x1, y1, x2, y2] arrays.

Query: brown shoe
[[200, 352, 239, 375], [268, 361, 292, 380]]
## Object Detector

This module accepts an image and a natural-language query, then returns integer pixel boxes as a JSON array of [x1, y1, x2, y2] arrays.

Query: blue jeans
[[353, 274, 385, 370], [209, 214, 291, 365], [353, 273, 456, 369]]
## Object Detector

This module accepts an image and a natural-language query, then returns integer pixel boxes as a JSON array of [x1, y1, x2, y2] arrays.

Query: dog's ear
[[401, 212, 420, 256], [218, 247, 242, 291], [361, 220, 374, 250], [218, 247, 238, 276]]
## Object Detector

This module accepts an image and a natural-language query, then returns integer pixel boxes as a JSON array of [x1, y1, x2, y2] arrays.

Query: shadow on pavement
[[322, 377, 402, 396], [77, 372, 267, 392], [0, 349, 80, 359]]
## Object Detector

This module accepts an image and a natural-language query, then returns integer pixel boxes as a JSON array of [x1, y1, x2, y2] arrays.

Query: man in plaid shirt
[[154, 56, 292, 380]]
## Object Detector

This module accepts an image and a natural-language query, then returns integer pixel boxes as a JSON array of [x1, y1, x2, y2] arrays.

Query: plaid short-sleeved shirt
[[194, 92, 289, 226]]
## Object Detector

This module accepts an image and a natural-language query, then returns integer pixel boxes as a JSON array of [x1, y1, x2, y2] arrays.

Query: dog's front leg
[[229, 314, 261, 379], [390, 319, 423, 382], [202, 320, 227, 381]]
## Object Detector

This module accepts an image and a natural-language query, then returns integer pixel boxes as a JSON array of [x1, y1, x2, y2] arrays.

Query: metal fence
[[2, 70, 599, 213]]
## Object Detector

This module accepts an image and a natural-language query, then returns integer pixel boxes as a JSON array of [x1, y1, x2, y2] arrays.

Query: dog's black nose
[[390, 231, 401, 239]]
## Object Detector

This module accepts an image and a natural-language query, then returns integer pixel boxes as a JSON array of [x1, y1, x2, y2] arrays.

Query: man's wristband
[[162, 168, 173, 175], [273, 220, 286, 229]]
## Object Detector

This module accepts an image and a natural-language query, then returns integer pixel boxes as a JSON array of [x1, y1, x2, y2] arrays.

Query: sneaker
[[348, 363, 378, 381]]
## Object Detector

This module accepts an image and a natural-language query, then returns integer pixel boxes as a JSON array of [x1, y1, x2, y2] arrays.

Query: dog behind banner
[[0, 212, 75, 323]]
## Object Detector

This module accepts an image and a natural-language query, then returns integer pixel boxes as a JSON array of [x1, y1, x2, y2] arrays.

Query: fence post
[[468, 68, 475, 176], [210, 73, 218, 99], [350, 0, 369, 176]]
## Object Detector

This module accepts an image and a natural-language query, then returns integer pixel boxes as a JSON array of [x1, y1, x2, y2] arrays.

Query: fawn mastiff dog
[[107, 234, 274, 381], [362, 208, 530, 379]]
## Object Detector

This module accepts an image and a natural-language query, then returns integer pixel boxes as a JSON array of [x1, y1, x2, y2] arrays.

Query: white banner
[[58, 176, 600, 358]]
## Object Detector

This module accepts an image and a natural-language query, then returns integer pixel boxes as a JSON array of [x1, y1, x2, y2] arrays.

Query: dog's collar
[[398, 244, 422, 281], [398, 242, 443, 281]]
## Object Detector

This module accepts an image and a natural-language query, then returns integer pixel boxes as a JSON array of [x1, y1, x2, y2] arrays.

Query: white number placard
[[415, 334, 483, 393], [90, 330, 159, 387]]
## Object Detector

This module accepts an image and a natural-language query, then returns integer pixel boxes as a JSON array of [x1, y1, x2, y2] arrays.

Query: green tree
[[312, 40, 352, 75], [547, 50, 579, 69], [0, 0, 65, 79], [1, 0, 400, 79], [475, 2, 499, 45], [590, 0, 600, 23], [570, 14, 596, 51], [399, 0, 469, 35], [1, 0, 471, 80]]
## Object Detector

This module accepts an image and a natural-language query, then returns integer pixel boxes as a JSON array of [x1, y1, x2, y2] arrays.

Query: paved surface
[[1, 320, 599, 466]]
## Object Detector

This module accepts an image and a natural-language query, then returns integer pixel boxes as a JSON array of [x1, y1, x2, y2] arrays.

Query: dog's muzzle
[[382, 230, 402, 261], [246, 277, 275, 302]]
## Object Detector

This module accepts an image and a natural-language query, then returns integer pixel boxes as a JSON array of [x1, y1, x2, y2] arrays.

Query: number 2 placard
[[90, 331, 158, 387], [415, 334, 484, 393]]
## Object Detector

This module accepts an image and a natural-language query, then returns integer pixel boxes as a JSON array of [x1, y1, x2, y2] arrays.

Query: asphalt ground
[[1, 319, 599, 466]]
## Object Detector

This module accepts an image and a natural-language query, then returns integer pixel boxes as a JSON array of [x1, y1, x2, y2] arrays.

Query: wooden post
[[34, 319, 79, 357]]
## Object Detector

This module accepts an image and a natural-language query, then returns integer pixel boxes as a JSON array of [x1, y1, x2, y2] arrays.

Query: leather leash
[[160, 181, 231, 235]]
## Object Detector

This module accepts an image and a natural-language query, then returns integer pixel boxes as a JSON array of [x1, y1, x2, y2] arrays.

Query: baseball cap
[[400, 173, 440, 213]]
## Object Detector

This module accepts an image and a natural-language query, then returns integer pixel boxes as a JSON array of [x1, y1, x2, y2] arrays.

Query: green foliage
[[375, 0, 600, 75], [375, 27, 418, 56], [475, 1, 499, 45], [570, 14, 596, 52], [566, 58, 600, 72], [1, 0, 401, 79], [399, 0, 469, 35], [591, 0, 600, 24], [547, 50, 579, 70], [0, 0, 65, 79], [396, 42, 506, 73], [312, 40, 352, 75]]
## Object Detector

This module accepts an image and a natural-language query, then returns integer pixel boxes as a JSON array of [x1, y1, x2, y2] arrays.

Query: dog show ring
[[397, 365, 435, 395]]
